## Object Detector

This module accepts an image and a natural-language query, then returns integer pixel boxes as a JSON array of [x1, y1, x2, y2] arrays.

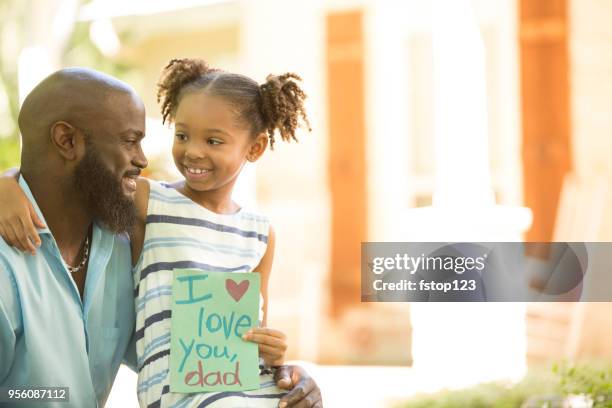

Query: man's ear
[[246, 133, 268, 162], [50, 121, 83, 161]]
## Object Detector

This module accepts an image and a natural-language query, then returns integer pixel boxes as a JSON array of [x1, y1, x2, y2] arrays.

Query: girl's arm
[[257, 225, 276, 326], [0, 168, 46, 254], [130, 177, 150, 266], [242, 226, 288, 366]]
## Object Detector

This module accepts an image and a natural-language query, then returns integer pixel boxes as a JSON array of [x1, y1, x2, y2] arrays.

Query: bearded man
[[0, 68, 321, 408]]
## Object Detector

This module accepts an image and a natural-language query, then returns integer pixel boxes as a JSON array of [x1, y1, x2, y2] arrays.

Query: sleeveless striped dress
[[133, 180, 286, 408]]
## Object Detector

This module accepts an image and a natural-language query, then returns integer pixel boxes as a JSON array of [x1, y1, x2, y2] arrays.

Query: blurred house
[[6, 0, 612, 404]]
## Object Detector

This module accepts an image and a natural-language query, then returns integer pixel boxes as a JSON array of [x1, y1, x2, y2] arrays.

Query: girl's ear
[[246, 133, 268, 162]]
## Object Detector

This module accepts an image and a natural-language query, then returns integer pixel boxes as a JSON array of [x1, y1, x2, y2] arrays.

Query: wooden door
[[519, 0, 572, 241], [326, 10, 367, 317]]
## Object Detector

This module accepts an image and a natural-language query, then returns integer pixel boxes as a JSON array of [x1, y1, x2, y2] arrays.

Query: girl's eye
[[175, 133, 187, 141], [207, 138, 222, 145]]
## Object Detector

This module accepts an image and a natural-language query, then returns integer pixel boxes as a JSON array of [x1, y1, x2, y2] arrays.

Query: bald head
[[18, 67, 142, 163]]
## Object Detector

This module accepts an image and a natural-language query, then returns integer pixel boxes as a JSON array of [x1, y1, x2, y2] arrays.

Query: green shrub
[[396, 372, 559, 408], [396, 363, 612, 408], [0, 137, 20, 170], [554, 362, 612, 408]]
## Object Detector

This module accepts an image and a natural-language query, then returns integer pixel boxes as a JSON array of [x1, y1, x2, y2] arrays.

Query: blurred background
[[1, 0, 611, 406]]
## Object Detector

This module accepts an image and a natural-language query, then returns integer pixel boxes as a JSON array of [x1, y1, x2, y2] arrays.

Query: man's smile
[[122, 173, 139, 193]]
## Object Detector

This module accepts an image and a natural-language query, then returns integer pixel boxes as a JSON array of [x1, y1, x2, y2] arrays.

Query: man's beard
[[73, 145, 136, 233]]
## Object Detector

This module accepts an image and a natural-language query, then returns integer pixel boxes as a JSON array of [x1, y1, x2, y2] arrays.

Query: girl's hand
[[0, 176, 45, 255], [242, 327, 287, 366]]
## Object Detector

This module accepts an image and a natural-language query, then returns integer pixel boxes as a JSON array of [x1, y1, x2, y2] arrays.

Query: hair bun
[[259, 73, 311, 149]]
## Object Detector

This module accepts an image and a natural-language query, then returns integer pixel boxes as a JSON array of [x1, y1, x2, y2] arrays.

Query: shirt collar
[[18, 175, 52, 236]]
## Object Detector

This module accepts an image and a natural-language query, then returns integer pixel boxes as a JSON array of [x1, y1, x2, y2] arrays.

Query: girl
[[0, 58, 311, 408]]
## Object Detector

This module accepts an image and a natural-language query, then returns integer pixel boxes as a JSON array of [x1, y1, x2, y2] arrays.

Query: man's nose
[[133, 143, 148, 169]]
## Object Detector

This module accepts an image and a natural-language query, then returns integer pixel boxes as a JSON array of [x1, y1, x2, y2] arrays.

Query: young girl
[[0, 58, 310, 408]]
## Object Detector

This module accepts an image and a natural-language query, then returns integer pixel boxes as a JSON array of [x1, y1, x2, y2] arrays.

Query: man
[[0, 68, 322, 407]]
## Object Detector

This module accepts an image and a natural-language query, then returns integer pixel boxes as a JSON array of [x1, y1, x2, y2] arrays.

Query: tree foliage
[[0, 0, 134, 168]]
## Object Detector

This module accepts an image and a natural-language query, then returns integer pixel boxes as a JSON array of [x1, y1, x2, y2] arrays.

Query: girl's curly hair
[[156, 58, 310, 149]]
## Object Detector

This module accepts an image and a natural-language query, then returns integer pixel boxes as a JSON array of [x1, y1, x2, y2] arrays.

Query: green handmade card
[[169, 269, 260, 393]]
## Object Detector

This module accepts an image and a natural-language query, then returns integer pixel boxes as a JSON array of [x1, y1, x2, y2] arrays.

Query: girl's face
[[172, 91, 262, 196]]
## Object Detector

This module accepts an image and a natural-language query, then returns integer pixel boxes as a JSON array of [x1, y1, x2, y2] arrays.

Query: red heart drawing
[[226, 279, 249, 302]]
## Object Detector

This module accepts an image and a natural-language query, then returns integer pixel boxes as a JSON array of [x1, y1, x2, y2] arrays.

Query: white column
[[366, 1, 411, 240], [432, 0, 494, 208], [404, 0, 531, 386]]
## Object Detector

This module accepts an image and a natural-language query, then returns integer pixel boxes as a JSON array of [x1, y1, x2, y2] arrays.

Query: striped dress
[[134, 180, 286, 408]]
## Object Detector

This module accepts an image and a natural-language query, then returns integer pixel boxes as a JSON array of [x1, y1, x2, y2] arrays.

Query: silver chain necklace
[[67, 236, 90, 274]]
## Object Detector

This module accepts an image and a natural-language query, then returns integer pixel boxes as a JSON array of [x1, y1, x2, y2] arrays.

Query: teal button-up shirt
[[0, 177, 136, 407]]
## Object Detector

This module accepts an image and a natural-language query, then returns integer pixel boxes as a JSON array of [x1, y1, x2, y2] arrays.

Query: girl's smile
[[183, 165, 212, 181]]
